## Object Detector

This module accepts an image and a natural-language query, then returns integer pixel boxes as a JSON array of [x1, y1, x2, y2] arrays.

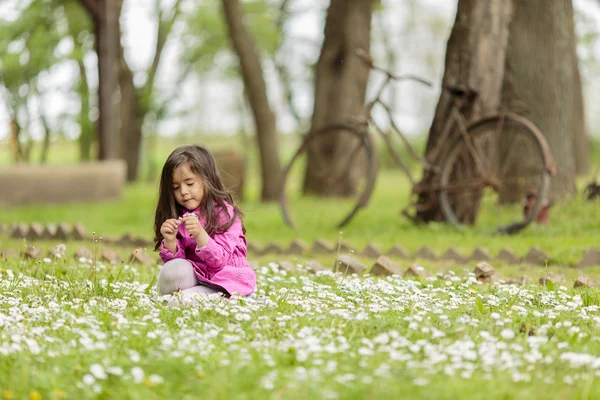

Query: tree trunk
[[567, 1, 589, 176], [304, 0, 375, 196], [501, 0, 577, 202], [416, 0, 514, 222], [77, 59, 94, 161], [221, 0, 281, 202], [116, 24, 144, 182], [80, 0, 120, 160]]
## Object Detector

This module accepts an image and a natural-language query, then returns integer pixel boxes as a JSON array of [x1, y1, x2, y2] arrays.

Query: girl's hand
[[182, 214, 209, 247], [160, 218, 180, 242]]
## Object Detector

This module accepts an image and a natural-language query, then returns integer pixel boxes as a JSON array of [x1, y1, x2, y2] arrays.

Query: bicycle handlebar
[[355, 49, 433, 87]]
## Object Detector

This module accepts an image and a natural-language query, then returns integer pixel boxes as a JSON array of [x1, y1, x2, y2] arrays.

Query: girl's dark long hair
[[153, 145, 244, 251]]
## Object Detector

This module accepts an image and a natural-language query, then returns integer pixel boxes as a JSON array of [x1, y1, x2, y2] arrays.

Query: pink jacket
[[159, 202, 256, 296]]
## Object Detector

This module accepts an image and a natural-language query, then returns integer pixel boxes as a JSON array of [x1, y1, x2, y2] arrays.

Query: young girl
[[153, 145, 256, 304]]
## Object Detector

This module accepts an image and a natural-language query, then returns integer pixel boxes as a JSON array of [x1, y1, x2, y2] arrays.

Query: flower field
[[2, 255, 600, 400]]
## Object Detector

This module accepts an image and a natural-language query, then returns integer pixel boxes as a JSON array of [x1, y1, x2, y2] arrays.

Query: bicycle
[[278, 49, 556, 234]]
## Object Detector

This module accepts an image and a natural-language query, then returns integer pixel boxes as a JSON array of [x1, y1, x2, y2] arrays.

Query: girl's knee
[[157, 259, 195, 294], [160, 259, 192, 280]]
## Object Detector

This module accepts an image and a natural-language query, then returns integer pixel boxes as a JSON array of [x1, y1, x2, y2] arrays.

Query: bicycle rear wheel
[[279, 123, 377, 229], [439, 113, 554, 234]]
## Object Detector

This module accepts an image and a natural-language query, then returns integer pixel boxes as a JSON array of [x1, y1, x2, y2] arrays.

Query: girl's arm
[[159, 236, 185, 262], [195, 217, 244, 273]]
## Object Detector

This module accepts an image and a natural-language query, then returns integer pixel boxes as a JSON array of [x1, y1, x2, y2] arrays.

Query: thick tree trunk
[[304, 0, 375, 196], [567, 1, 589, 176], [80, 0, 120, 160], [221, 0, 281, 202], [502, 0, 577, 202], [117, 26, 144, 182], [416, 0, 514, 222], [96, 0, 120, 160]]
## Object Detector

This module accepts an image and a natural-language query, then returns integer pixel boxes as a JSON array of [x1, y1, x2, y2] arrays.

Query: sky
[[0, 0, 599, 143]]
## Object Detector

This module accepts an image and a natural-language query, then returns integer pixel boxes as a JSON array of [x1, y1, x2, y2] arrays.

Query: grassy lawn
[[1, 136, 600, 399]]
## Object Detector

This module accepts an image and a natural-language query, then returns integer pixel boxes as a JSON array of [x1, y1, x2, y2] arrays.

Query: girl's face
[[172, 162, 205, 211]]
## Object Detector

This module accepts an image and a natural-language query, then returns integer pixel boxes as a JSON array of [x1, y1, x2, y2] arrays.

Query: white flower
[[500, 329, 515, 340], [131, 367, 144, 383], [90, 364, 107, 379], [83, 374, 95, 385], [490, 312, 500, 320], [148, 374, 164, 385], [106, 366, 124, 376]]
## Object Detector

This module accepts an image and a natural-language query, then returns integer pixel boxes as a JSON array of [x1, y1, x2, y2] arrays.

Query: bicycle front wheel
[[439, 113, 554, 234], [279, 123, 377, 229]]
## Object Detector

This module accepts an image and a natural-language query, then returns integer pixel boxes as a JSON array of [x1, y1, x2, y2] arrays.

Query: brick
[[305, 260, 328, 273], [441, 248, 465, 263], [287, 239, 308, 255], [405, 264, 428, 277], [246, 242, 264, 255], [336, 254, 367, 275], [414, 246, 437, 261], [119, 232, 134, 245], [387, 244, 410, 259], [577, 248, 600, 269], [474, 262, 495, 283], [361, 243, 382, 258], [468, 247, 491, 262], [11, 223, 28, 239], [101, 249, 122, 264], [262, 242, 284, 255], [574, 275, 597, 288], [371, 255, 403, 276], [47, 244, 67, 259], [311, 239, 335, 254], [524, 247, 550, 266], [74, 248, 93, 260], [73, 223, 87, 240], [131, 248, 155, 266], [0, 249, 18, 259], [538, 273, 566, 286], [277, 260, 296, 272], [22, 246, 42, 260], [27, 223, 44, 241], [55, 223, 72, 240], [497, 248, 520, 264], [42, 224, 58, 240]]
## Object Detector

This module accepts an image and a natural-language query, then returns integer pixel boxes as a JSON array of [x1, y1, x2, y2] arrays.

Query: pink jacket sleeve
[[159, 238, 185, 263], [195, 217, 243, 273]]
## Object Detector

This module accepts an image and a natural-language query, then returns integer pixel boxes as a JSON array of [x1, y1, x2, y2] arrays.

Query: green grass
[[1, 166, 599, 266], [1, 136, 600, 399], [1, 252, 600, 399]]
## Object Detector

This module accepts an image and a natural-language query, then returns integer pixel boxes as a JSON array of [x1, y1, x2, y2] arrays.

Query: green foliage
[[182, 0, 284, 77]]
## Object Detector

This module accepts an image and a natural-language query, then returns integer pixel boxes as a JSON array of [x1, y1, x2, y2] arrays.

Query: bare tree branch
[[145, 0, 183, 97], [79, 0, 101, 20]]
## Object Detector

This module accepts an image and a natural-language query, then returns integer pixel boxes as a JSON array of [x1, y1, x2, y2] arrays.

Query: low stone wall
[[3, 222, 599, 268], [0, 160, 126, 206]]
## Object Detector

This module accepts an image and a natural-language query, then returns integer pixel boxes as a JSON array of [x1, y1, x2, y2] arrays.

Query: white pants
[[157, 259, 222, 306]]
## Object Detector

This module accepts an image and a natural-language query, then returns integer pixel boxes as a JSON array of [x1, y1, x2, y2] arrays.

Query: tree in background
[[221, 0, 281, 202], [78, 0, 120, 160], [501, 0, 579, 202], [0, 0, 65, 163], [416, 0, 514, 223], [567, 0, 589, 176], [304, 0, 375, 196]]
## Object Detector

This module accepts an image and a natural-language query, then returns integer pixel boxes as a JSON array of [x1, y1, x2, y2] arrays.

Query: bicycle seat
[[445, 84, 478, 99]]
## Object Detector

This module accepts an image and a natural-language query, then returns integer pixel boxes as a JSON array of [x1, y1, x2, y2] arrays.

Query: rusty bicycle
[[279, 49, 555, 234]]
